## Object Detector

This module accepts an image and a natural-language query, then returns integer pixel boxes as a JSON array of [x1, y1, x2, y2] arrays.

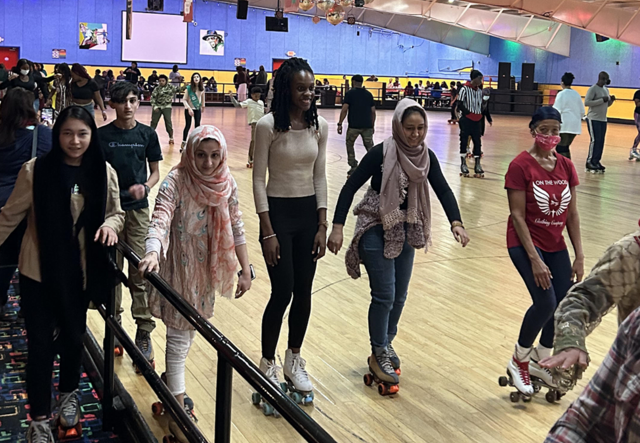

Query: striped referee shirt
[[457, 82, 483, 121]]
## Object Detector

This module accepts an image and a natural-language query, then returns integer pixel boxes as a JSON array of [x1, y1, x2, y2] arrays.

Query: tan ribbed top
[[252, 114, 328, 213]]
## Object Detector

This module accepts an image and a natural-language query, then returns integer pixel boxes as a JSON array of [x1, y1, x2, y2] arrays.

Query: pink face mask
[[535, 133, 561, 151]]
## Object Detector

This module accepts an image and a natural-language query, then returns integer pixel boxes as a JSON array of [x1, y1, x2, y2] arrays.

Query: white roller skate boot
[[283, 349, 313, 393], [529, 345, 557, 388], [259, 357, 283, 386], [27, 419, 54, 443], [507, 355, 534, 396]]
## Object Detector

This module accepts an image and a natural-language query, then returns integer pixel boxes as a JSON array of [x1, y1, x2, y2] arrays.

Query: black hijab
[[33, 106, 114, 313]]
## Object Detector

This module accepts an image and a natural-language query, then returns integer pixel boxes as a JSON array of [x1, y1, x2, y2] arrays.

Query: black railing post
[[215, 353, 233, 443], [102, 284, 116, 430]]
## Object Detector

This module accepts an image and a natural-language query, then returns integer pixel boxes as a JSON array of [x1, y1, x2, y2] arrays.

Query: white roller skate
[[252, 358, 286, 417], [55, 389, 82, 440], [629, 151, 640, 161], [498, 355, 535, 403], [529, 347, 566, 403], [283, 349, 314, 405], [27, 419, 54, 443]]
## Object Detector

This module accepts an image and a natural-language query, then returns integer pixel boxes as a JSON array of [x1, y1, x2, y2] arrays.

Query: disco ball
[[312, 15, 321, 23], [299, 0, 315, 11], [326, 4, 345, 25], [316, 0, 335, 11], [338, 0, 354, 6]]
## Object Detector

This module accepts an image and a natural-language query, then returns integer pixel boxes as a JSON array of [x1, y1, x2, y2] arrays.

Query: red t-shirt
[[505, 151, 579, 252]]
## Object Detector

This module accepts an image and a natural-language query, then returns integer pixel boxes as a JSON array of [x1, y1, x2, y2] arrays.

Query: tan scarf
[[379, 99, 431, 239]]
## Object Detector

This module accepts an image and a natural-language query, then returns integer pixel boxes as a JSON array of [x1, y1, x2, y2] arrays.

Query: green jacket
[[151, 84, 177, 109]]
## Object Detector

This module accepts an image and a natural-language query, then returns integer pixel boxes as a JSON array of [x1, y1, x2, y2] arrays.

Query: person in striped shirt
[[458, 70, 485, 177]]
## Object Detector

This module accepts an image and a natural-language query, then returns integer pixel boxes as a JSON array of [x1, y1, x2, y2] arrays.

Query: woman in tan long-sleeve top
[[252, 58, 328, 404], [0, 106, 124, 443]]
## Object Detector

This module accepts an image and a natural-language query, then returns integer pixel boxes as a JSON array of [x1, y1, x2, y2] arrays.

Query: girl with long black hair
[[252, 57, 327, 398], [181, 72, 205, 151], [0, 88, 52, 319], [0, 106, 124, 442]]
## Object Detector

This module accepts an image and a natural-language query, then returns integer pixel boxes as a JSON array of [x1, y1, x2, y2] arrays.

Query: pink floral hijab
[[174, 125, 238, 298]]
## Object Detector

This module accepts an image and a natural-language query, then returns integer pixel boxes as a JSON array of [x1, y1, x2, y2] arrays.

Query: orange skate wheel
[[389, 384, 400, 394], [114, 345, 124, 357], [395, 368, 401, 376], [152, 401, 164, 416], [378, 384, 388, 396], [363, 373, 373, 386]]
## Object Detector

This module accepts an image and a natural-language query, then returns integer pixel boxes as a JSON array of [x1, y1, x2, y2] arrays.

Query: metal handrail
[[103, 241, 336, 443]]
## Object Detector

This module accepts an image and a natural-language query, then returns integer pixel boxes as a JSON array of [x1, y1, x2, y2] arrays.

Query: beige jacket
[[0, 158, 125, 283]]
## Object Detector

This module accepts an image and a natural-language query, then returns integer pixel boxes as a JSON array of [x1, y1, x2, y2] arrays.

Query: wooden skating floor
[[88, 105, 640, 442]]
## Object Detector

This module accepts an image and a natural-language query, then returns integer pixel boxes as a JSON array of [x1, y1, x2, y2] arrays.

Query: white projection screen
[[121, 12, 188, 64]]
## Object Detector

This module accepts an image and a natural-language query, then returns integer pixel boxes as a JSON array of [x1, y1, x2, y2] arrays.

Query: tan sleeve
[[313, 117, 328, 210], [554, 234, 640, 353], [100, 164, 125, 234], [252, 116, 273, 213], [0, 160, 34, 246]]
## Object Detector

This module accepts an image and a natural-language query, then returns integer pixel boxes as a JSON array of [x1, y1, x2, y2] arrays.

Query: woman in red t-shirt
[[504, 107, 584, 398]]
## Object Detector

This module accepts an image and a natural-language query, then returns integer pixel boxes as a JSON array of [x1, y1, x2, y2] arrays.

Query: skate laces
[[264, 360, 282, 384], [387, 344, 398, 360], [29, 421, 52, 443], [136, 331, 150, 353], [291, 355, 310, 384], [59, 390, 79, 417], [378, 351, 396, 374], [513, 358, 531, 385]]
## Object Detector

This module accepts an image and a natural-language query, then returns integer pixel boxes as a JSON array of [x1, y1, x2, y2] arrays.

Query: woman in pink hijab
[[139, 125, 252, 440], [327, 99, 469, 394]]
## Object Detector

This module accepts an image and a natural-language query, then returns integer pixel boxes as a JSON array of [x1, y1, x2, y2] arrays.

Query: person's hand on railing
[[236, 272, 251, 299], [95, 226, 118, 246], [139, 251, 160, 274]]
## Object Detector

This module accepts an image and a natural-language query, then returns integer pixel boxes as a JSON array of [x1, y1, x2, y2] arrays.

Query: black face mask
[[606, 79, 611, 85]]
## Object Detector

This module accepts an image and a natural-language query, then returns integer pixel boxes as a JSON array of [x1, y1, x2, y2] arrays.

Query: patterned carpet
[[0, 279, 122, 442]]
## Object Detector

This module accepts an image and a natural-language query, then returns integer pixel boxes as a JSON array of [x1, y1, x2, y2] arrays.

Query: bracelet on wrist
[[262, 233, 277, 241], [318, 220, 329, 229], [451, 221, 464, 230]]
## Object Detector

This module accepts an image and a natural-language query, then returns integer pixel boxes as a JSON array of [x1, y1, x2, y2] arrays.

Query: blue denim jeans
[[359, 224, 415, 352]]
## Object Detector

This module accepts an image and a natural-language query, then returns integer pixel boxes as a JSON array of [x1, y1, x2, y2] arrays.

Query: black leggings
[[459, 116, 482, 156], [509, 246, 573, 349], [0, 219, 26, 306], [21, 275, 89, 417], [261, 196, 318, 360], [182, 109, 202, 142]]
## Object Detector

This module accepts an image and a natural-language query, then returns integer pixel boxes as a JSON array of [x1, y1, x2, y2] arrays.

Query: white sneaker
[[507, 357, 534, 395], [259, 357, 282, 386], [283, 349, 313, 392]]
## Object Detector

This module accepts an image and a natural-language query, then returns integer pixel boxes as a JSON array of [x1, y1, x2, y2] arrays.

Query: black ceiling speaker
[[237, 0, 249, 19], [266, 16, 288, 32], [147, 0, 164, 11]]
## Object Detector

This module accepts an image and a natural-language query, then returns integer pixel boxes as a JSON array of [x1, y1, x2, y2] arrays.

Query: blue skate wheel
[[291, 392, 303, 404], [280, 382, 288, 392], [262, 403, 274, 416], [308, 391, 315, 401], [251, 393, 261, 406]]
